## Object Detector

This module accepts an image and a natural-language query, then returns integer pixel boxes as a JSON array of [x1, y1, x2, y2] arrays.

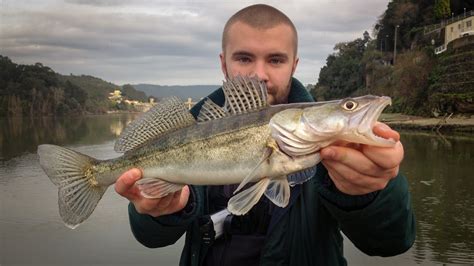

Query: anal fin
[[136, 178, 184, 198]]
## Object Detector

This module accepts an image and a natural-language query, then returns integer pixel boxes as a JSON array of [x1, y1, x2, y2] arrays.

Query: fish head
[[302, 95, 395, 147], [270, 95, 395, 157]]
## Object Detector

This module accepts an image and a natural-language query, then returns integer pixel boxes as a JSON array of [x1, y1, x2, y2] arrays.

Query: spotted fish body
[[38, 76, 395, 229]]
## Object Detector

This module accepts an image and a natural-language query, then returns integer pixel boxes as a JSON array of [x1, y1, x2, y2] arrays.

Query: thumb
[[373, 122, 400, 142], [115, 168, 142, 196], [172, 185, 191, 213]]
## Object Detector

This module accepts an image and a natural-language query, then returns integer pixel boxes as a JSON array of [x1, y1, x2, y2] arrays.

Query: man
[[115, 4, 415, 265]]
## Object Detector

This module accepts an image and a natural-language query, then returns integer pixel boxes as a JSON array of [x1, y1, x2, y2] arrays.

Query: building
[[108, 89, 123, 103], [445, 14, 473, 47], [425, 10, 474, 54]]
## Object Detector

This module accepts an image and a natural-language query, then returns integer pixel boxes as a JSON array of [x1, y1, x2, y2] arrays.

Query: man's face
[[220, 22, 299, 105]]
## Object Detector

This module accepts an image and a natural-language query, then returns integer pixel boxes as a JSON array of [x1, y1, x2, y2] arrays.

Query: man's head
[[220, 4, 299, 105]]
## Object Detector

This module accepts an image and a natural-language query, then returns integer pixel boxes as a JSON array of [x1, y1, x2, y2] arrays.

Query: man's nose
[[252, 61, 269, 82]]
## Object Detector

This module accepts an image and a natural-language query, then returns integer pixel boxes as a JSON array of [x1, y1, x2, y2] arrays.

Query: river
[[1, 115, 473, 265]]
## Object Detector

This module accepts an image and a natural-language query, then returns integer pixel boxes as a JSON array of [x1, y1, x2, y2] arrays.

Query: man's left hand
[[320, 122, 404, 195]]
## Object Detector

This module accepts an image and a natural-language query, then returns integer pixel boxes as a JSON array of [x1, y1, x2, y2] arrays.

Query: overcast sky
[[1, 0, 388, 85]]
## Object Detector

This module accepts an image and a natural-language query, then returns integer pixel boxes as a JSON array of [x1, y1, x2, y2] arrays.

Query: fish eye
[[342, 100, 358, 111]]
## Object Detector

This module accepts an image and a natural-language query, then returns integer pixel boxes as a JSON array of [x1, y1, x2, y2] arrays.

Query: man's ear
[[291, 56, 299, 76], [219, 53, 228, 78]]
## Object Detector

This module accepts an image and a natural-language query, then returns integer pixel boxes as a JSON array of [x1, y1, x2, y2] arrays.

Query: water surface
[[1, 116, 473, 265]]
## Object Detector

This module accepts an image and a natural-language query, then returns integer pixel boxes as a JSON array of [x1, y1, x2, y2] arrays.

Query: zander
[[38, 76, 395, 229]]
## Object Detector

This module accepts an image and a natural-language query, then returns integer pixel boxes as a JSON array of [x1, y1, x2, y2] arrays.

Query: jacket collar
[[288, 77, 314, 104]]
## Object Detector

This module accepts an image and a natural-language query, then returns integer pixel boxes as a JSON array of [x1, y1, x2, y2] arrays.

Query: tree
[[312, 33, 370, 100], [434, 0, 451, 20], [122, 84, 148, 102]]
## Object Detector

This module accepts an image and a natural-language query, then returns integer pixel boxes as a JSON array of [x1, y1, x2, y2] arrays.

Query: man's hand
[[320, 122, 404, 195], [115, 168, 190, 217]]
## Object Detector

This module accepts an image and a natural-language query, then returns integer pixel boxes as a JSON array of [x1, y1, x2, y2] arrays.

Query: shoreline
[[381, 113, 474, 133], [1, 112, 473, 133]]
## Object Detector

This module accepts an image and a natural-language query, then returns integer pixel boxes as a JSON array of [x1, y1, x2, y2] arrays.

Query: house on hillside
[[425, 10, 474, 54], [108, 90, 123, 103]]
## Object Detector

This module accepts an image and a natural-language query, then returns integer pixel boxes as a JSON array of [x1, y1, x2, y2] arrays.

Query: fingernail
[[323, 148, 335, 159]]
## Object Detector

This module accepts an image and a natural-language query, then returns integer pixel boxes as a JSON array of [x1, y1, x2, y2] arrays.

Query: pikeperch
[[38, 76, 395, 229]]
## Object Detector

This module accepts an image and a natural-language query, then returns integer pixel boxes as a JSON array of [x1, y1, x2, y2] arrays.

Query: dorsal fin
[[223, 76, 268, 114], [196, 98, 226, 122], [114, 96, 196, 153], [196, 76, 268, 122]]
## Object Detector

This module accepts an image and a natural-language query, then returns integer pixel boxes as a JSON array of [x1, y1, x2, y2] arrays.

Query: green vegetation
[[311, 0, 474, 116], [0, 55, 148, 117], [434, 0, 451, 20], [315, 32, 370, 100], [122, 84, 148, 102], [0, 56, 87, 116]]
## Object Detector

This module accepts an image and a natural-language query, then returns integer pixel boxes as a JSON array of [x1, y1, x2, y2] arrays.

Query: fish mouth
[[357, 96, 396, 147]]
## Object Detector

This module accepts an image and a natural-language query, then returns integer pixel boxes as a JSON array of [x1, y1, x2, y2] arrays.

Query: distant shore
[[381, 113, 474, 133], [1, 112, 473, 133]]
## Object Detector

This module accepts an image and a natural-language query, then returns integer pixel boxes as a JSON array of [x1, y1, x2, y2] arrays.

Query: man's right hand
[[114, 168, 190, 217]]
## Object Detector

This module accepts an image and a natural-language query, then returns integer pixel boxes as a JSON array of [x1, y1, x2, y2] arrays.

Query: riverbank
[[381, 113, 474, 133]]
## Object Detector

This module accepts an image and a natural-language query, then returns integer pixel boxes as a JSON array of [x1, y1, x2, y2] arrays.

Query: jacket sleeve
[[128, 185, 204, 248], [316, 165, 416, 256]]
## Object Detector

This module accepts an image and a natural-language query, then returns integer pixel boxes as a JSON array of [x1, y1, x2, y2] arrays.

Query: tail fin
[[38, 144, 107, 229]]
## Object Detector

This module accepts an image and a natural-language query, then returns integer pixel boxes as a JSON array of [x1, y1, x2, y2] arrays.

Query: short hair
[[222, 4, 298, 55]]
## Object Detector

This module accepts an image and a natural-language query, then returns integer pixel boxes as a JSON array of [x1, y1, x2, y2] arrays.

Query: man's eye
[[270, 58, 283, 65], [237, 57, 251, 64]]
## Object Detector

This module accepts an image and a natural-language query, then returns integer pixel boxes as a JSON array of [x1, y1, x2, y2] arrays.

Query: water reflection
[[0, 114, 138, 160], [401, 131, 474, 264], [1, 117, 473, 264]]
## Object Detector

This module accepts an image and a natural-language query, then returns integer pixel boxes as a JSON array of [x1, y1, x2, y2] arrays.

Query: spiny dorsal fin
[[196, 98, 226, 122], [196, 76, 268, 122], [114, 96, 196, 153], [223, 76, 268, 114]]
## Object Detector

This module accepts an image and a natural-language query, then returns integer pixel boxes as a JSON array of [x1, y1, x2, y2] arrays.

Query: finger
[[373, 122, 400, 142], [135, 197, 162, 214], [321, 146, 382, 176], [362, 141, 404, 169], [138, 186, 190, 217], [177, 185, 190, 210], [323, 159, 391, 193], [114, 168, 142, 199], [323, 162, 370, 195], [157, 193, 175, 211]]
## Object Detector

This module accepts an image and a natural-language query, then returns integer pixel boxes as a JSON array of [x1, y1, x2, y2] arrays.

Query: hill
[[58, 74, 119, 101], [132, 84, 220, 101], [0, 55, 222, 117], [311, 0, 474, 116], [0, 56, 151, 116]]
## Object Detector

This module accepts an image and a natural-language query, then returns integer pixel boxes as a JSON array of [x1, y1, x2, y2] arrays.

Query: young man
[[115, 4, 415, 265]]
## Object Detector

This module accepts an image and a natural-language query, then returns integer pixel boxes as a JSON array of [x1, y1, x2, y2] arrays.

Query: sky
[[1, 0, 389, 86]]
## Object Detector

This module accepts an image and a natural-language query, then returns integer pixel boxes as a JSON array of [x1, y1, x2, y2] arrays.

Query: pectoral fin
[[136, 178, 184, 198], [233, 147, 272, 194], [228, 178, 270, 215], [264, 178, 290, 207]]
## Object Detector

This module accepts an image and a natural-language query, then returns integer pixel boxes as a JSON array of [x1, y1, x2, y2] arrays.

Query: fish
[[37, 76, 395, 229]]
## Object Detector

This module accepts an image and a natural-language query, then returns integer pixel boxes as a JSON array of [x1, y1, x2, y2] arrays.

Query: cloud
[[64, 0, 137, 6], [1, 0, 388, 85]]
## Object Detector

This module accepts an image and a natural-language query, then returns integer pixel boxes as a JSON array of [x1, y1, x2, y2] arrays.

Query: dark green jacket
[[128, 78, 416, 265]]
